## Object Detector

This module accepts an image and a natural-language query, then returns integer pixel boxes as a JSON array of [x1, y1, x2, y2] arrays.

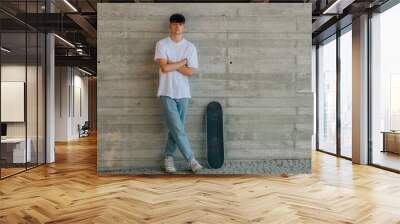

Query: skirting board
[[97, 159, 311, 175]]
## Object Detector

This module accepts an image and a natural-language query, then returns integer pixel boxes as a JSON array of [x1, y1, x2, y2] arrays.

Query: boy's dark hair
[[170, 13, 185, 24]]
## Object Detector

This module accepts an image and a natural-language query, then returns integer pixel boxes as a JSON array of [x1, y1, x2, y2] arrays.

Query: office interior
[[1, 0, 400, 222]]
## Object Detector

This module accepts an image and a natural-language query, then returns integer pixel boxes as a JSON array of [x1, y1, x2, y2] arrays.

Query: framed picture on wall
[[1, 81, 25, 122]]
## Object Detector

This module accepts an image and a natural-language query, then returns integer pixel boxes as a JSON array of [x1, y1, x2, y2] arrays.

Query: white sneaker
[[164, 156, 177, 173], [190, 159, 203, 173]]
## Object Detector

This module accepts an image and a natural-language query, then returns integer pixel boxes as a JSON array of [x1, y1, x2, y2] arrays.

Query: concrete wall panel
[[97, 3, 312, 175]]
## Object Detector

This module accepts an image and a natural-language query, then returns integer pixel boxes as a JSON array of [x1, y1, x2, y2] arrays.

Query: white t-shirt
[[154, 36, 199, 99]]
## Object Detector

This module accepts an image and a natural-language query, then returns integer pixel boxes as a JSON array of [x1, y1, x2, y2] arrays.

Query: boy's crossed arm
[[155, 58, 195, 77]]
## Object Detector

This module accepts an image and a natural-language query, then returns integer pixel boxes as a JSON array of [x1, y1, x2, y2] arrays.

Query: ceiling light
[[1, 47, 11, 53], [322, 0, 355, 15], [54, 34, 75, 48], [323, 0, 344, 14], [78, 67, 93, 76], [63, 0, 78, 12]]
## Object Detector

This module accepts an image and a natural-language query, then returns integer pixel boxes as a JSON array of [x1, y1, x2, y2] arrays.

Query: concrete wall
[[97, 3, 313, 175]]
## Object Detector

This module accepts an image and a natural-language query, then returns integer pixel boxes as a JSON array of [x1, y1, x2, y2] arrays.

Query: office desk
[[382, 131, 400, 154], [1, 138, 31, 163]]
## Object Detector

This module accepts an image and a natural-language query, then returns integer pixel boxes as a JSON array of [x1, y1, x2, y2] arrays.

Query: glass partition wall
[[0, 1, 46, 179]]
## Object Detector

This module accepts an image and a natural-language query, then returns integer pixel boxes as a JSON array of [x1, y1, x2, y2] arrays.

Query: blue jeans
[[160, 96, 194, 162]]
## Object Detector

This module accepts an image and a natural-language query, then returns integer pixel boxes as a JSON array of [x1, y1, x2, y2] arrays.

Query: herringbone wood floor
[[1, 134, 400, 224]]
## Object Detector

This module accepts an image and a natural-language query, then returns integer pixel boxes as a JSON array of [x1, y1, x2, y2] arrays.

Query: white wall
[[1, 65, 39, 138], [1, 66, 26, 134], [71, 72, 89, 138], [55, 67, 69, 141], [55, 67, 89, 141]]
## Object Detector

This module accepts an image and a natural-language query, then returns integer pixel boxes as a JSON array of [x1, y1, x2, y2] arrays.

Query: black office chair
[[78, 121, 90, 138]]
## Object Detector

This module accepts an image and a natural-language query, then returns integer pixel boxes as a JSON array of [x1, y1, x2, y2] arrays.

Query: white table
[[1, 138, 31, 163]]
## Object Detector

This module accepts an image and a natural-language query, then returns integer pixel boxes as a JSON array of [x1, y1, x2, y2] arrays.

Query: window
[[317, 36, 337, 154], [340, 28, 352, 158], [370, 2, 400, 171]]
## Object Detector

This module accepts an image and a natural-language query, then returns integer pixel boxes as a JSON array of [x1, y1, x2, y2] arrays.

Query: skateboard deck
[[206, 101, 224, 169]]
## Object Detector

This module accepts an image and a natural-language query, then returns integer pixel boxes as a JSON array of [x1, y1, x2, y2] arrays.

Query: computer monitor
[[1, 123, 7, 137]]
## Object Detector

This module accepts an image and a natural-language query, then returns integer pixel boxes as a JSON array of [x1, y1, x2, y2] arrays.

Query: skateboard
[[206, 101, 224, 169]]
